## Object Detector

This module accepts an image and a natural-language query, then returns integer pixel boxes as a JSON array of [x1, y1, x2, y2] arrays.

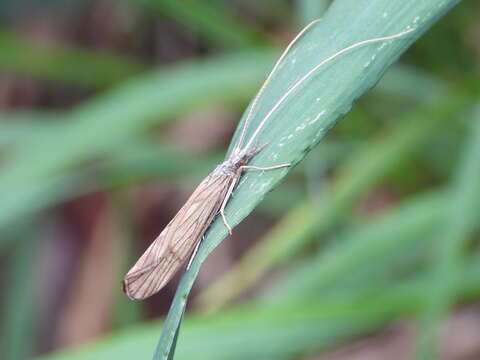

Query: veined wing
[[123, 171, 233, 300]]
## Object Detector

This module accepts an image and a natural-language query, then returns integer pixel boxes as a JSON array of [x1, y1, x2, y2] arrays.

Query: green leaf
[[262, 189, 448, 304], [0, 50, 277, 234], [154, 0, 459, 358], [1, 232, 41, 360], [0, 30, 146, 87], [196, 80, 472, 310], [416, 104, 480, 359], [0, 61, 444, 239], [295, 0, 329, 27], [38, 257, 480, 360], [134, 0, 266, 49]]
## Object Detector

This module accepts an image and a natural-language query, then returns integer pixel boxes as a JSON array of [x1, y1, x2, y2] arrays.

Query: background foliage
[[0, 1, 479, 360]]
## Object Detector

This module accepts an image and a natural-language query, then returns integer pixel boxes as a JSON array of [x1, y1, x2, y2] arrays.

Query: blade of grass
[[1, 232, 40, 360], [0, 50, 277, 232], [0, 61, 443, 235], [98, 142, 222, 185], [0, 111, 61, 146], [0, 13, 449, 234], [154, 0, 458, 358], [416, 105, 480, 359], [196, 83, 473, 310], [0, 142, 221, 250], [295, 0, 329, 27], [134, 0, 266, 49], [0, 30, 146, 88], [39, 256, 480, 360], [261, 189, 448, 304], [375, 64, 448, 103]]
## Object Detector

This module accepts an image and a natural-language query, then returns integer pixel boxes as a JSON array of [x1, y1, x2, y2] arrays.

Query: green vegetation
[[0, 0, 477, 359]]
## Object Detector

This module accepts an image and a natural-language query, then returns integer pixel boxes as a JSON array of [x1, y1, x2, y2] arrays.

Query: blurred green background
[[0, 0, 479, 359]]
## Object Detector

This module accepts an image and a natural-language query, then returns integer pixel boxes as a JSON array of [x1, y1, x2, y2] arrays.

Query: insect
[[123, 21, 414, 300]]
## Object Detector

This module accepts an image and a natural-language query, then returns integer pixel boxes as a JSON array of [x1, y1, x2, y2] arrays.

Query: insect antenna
[[243, 28, 415, 152], [235, 19, 322, 153]]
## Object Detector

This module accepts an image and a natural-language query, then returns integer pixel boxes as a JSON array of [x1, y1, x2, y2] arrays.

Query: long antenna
[[235, 18, 322, 152], [243, 28, 415, 152]]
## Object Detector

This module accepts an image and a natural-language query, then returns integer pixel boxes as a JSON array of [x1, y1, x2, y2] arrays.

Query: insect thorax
[[215, 147, 261, 176]]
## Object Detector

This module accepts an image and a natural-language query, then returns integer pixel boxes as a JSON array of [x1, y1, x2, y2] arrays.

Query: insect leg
[[241, 163, 291, 172], [219, 164, 289, 235], [186, 236, 203, 270], [219, 176, 239, 235]]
